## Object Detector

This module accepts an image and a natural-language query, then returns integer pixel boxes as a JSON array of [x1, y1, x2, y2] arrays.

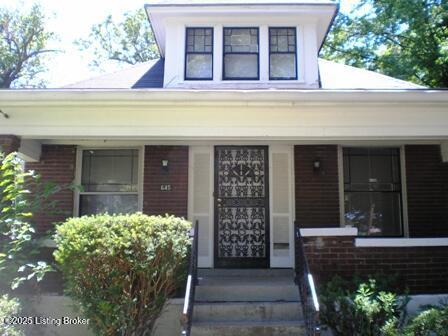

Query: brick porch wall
[[301, 235, 448, 294], [294, 144, 448, 294], [143, 146, 188, 217], [0, 135, 20, 154], [26, 145, 76, 233], [294, 145, 340, 228], [405, 145, 448, 237]]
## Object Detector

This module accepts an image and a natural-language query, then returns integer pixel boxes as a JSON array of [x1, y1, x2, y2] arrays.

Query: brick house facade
[[1, 0, 448, 296], [9, 141, 446, 293]]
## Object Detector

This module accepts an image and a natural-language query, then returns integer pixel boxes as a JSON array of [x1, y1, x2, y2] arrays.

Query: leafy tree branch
[[0, 4, 56, 88]]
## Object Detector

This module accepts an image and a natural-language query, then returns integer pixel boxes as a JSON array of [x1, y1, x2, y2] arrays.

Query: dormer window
[[223, 28, 259, 80], [269, 28, 297, 80], [185, 28, 213, 80]]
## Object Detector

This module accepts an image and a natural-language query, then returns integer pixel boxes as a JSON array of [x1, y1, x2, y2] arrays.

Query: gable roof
[[63, 58, 425, 90]]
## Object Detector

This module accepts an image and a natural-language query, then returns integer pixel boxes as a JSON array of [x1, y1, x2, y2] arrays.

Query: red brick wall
[[295, 145, 340, 228], [143, 146, 188, 217], [0, 135, 20, 154], [301, 235, 448, 294], [405, 145, 448, 237], [26, 145, 76, 233]]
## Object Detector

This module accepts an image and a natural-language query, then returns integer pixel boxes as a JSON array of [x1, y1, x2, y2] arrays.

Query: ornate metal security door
[[214, 146, 269, 268]]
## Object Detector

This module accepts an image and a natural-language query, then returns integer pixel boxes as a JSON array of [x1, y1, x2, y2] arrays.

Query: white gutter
[[1, 89, 448, 107]]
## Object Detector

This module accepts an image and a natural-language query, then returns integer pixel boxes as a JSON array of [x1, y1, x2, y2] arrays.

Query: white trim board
[[355, 238, 448, 247], [300, 227, 358, 237]]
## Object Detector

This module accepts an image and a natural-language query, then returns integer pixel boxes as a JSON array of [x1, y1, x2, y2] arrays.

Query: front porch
[[2, 134, 448, 291], [1, 89, 448, 294]]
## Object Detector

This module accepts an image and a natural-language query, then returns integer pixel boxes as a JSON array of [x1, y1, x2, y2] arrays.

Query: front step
[[191, 320, 306, 336], [194, 301, 303, 322], [196, 276, 299, 301], [198, 268, 294, 278], [191, 269, 305, 336]]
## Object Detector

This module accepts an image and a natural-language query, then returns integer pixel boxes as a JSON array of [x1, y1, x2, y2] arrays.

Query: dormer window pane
[[223, 28, 259, 80], [185, 27, 213, 80], [269, 28, 297, 80]]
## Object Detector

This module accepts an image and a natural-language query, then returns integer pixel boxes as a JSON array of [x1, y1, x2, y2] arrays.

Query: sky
[[3, 0, 354, 88]]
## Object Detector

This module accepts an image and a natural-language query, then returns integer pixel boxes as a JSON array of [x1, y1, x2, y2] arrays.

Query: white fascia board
[[1, 89, 448, 107], [355, 238, 448, 247], [301, 227, 358, 237]]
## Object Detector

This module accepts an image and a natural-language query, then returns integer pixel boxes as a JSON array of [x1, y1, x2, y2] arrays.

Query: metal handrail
[[180, 220, 199, 336], [295, 222, 320, 336]]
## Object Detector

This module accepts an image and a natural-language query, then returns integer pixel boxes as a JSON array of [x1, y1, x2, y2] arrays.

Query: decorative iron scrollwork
[[216, 147, 267, 259]]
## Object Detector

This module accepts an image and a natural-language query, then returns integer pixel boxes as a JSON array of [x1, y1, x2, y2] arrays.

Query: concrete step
[[193, 301, 303, 322], [195, 276, 299, 302], [195, 284, 299, 301], [191, 320, 306, 336], [198, 268, 294, 278]]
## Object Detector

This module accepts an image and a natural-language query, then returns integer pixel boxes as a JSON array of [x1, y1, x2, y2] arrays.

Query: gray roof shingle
[[63, 59, 164, 89], [63, 58, 424, 89]]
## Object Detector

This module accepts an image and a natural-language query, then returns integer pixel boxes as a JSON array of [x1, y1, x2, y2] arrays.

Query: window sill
[[355, 238, 448, 247], [300, 227, 358, 237]]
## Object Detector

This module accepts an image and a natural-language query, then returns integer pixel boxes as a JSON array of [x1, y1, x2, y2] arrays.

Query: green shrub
[[403, 303, 448, 336], [319, 276, 408, 336], [54, 213, 191, 336], [0, 294, 23, 336]]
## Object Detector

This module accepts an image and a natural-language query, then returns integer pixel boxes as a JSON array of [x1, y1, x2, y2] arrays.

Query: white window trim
[[179, 24, 306, 84], [355, 238, 448, 247], [73, 146, 144, 217], [339, 145, 410, 237], [301, 227, 358, 237]]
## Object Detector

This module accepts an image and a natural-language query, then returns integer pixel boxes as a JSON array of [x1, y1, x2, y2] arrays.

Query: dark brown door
[[214, 146, 269, 268]]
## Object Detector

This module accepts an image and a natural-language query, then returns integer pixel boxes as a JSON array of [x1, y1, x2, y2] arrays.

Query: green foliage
[[77, 8, 159, 68], [403, 303, 448, 336], [54, 213, 191, 336], [0, 294, 23, 336], [321, 0, 448, 87], [0, 3, 56, 88], [0, 152, 54, 290], [319, 275, 408, 336]]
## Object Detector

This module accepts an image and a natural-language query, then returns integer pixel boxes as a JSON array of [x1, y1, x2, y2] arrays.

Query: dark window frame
[[269, 27, 298, 80], [222, 27, 260, 80], [343, 147, 404, 238], [78, 148, 140, 216], [184, 27, 214, 81]]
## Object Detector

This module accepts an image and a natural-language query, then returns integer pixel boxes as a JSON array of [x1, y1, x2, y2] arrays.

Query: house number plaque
[[160, 184, 172, 191]]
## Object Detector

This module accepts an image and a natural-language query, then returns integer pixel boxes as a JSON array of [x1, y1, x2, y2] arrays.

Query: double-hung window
[[269, 27, 297, 80], [185, 27, 213, 80], [343, 148, 403, 237], [223, 28, 259, 80], [79, 149, 139, 216]]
